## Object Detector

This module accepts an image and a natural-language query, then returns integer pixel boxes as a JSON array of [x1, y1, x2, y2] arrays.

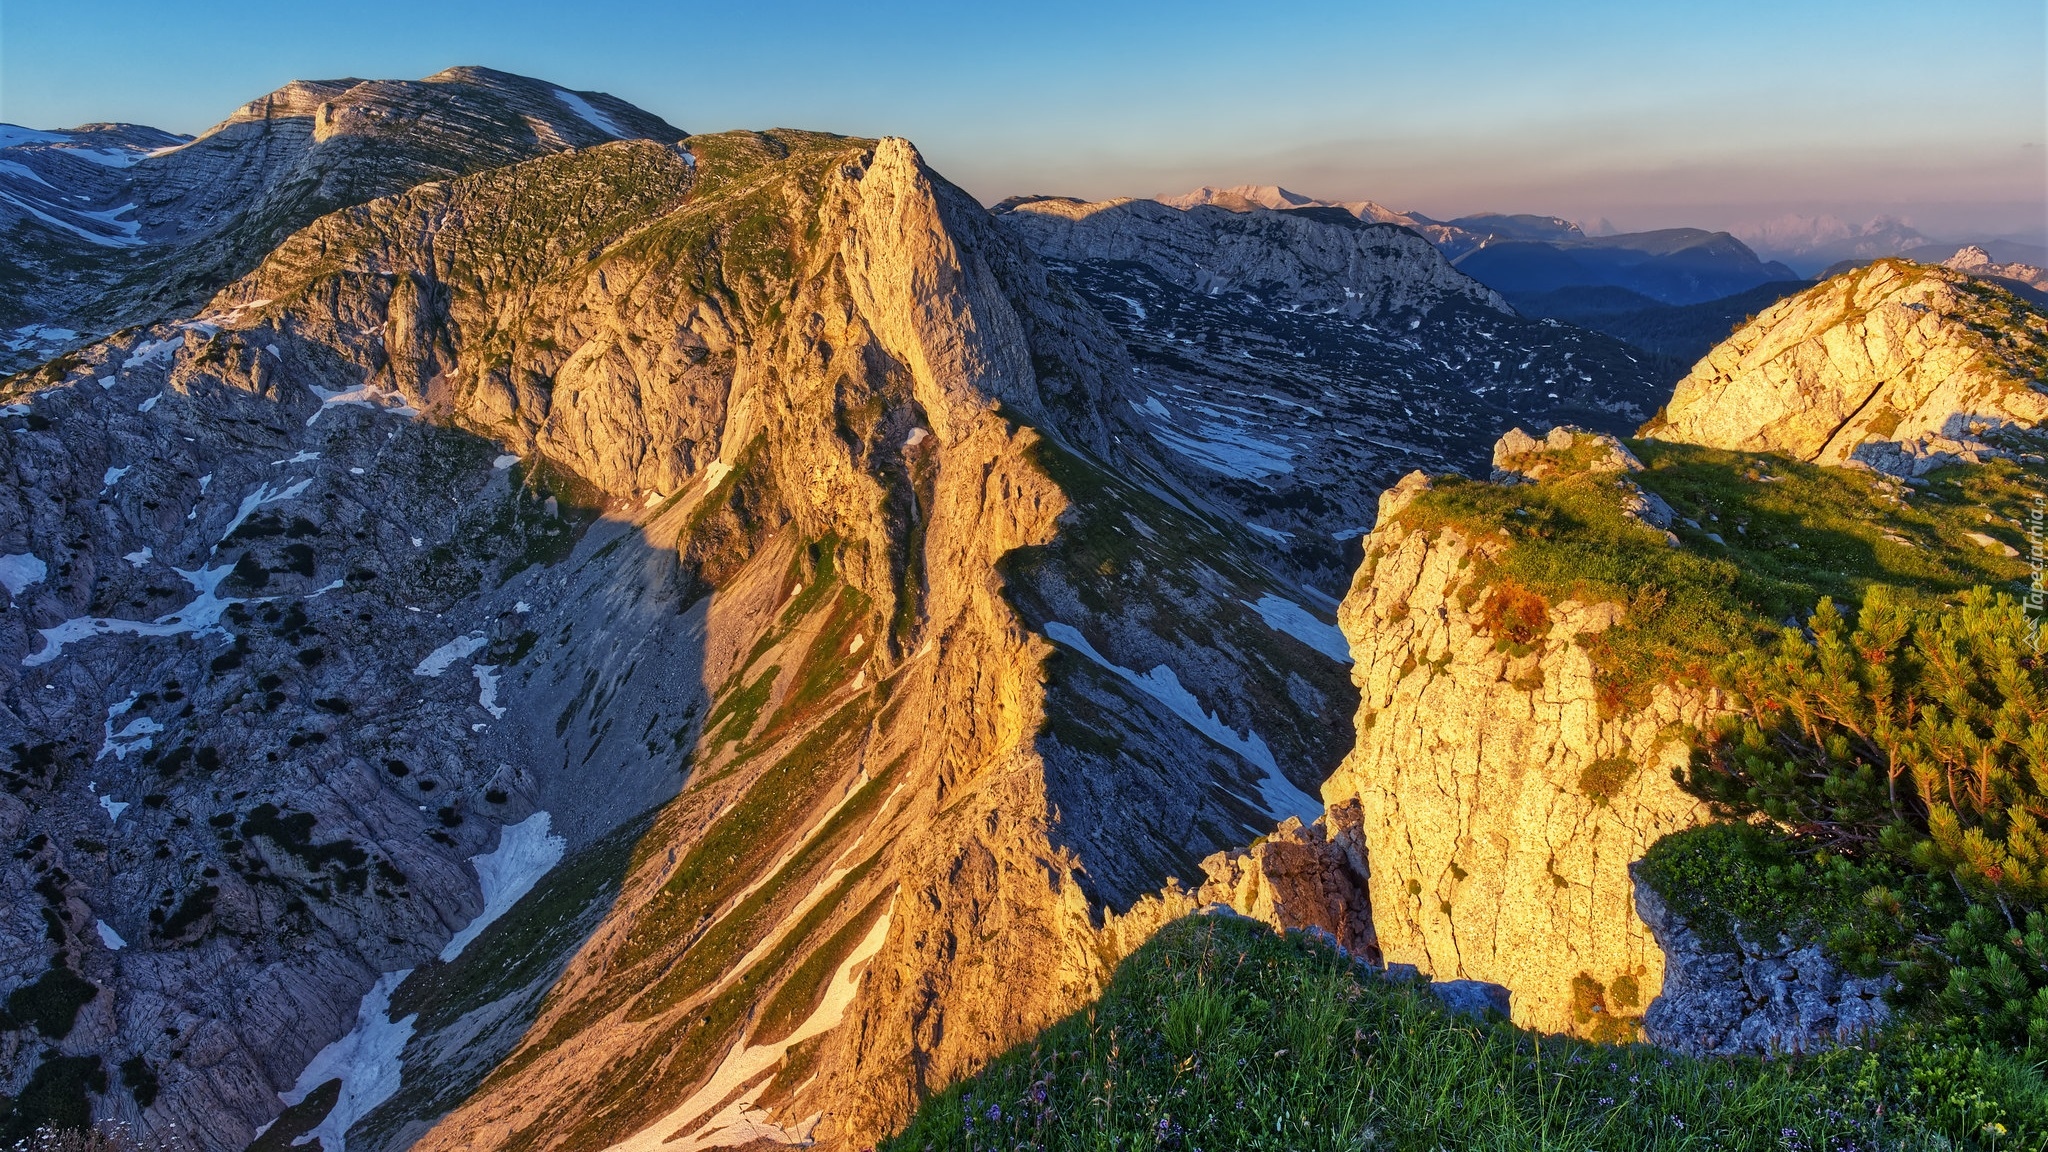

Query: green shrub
[[1668, 586, 2048, 1047]]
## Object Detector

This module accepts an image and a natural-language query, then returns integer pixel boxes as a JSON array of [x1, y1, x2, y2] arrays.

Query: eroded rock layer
[[0, 120, 1357, 1150], [1324, 439, 1716, 1037]]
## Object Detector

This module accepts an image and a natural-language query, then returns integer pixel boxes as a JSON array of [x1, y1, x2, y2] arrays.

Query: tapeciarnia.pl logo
[[2029, 494, 2044, 654]]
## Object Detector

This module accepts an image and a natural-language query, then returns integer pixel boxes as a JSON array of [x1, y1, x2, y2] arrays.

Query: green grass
[[1388, 442, 2032, 714], [613, 695, 874, 970], [885, 915, 2048, 1152]]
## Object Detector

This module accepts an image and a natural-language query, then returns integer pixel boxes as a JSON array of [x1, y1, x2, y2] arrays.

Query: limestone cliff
[[1324, 434, 1717, 1037], [0, 113, 1356, 1149], [1644, 259, 2048, 475]]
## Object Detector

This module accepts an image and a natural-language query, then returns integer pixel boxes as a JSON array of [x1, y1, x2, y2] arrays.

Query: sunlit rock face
[[1, 73, 1366, 1146], [1645, 259, 2048, 476]]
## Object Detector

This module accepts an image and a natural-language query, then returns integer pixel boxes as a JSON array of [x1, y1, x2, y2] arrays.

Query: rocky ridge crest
[[1645, 259, 2048, 476]]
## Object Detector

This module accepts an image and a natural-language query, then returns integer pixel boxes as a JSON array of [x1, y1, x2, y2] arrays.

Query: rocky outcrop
[[1645, 259, 2048, 475], [1323, 441, 1717, 1036], [1196, 801, 1374, 959], [1492, 426, 1675, 530], [997, 195, 1507, 317], [1633, 868, 1893, 1055]]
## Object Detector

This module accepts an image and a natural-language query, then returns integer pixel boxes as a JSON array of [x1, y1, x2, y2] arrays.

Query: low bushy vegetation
[[1649, 585, 2048, 1049], [886, 915, 2048, 1152]]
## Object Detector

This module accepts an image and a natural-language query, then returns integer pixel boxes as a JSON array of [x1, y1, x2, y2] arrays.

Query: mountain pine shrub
[[1669, 585, 2048, 1047]]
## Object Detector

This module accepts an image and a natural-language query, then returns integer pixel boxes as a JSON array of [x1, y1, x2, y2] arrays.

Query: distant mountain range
[[1157, 185, 1797, 306], [1729, 213, 2048, 275]]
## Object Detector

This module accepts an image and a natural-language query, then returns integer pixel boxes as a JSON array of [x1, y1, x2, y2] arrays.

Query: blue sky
[[3, 0, 2042, 239]]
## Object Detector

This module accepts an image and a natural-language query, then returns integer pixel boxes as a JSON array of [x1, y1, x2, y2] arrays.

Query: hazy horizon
[[3, 0, 2042, 245]]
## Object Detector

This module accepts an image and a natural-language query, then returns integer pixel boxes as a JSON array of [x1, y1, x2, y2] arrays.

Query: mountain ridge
[[1, 67, 2043, 1152]]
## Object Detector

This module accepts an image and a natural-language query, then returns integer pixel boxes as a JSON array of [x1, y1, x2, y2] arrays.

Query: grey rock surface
[[995, 196, 1673, 593], [1633, 865, 1893, 1056]]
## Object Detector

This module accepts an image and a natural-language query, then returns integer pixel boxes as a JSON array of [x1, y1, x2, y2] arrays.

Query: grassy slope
[[886, 915, 2048, 1152], [1386, 441, 2036, 716]]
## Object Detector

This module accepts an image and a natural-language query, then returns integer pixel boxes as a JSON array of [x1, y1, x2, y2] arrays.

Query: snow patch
[[1244, 522, 1294, 543], [279, 969, 416, 1152], [0, 552, 47, 595], [1043, 622, 1320, 825], [602, 902, 894, 1152], [137, 392, 162, 413], [492, 454, 519, 470], [1150, 421, 1294, 479], [1242, 595, 1351, 663], [95, 920, 126, 950], [0, 188, 144, 247], [472, 664, 506, 719], [276, 450, 320, 465], [902, 427, 929, 449], [218, 478, 313, 544], [704, 461, 732, 488], [305, 381, 419, 425], [24, 562, 239, 667], [414, 633, 487, 677], [123, 546, 152, 568], [0, 126, 68, 148], [554, 89, 626, 138], [99, 793, 128, 822], [98, 692, 163, 761], [121, 337, 179, 369], [438, 812, 566, 962], [102, 465, 130, 490]]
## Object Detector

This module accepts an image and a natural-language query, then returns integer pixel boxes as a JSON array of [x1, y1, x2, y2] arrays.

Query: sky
[[2, 0, 2043, 244]]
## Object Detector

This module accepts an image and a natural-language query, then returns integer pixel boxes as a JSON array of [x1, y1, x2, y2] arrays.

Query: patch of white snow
[[95, 920, 126, 950], [554, 89, 626, 138], [601, 903, 894, 1151], [472, 664, 506, 719], [24, 562, 238, 667], [1242, 595, 1352, 663], [279, 969, 416, 1152], [1043, 622, 1321, 825], [438, 812, 566, 962], [413, 633, 487, 677], [217, 478, 313, 544]]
